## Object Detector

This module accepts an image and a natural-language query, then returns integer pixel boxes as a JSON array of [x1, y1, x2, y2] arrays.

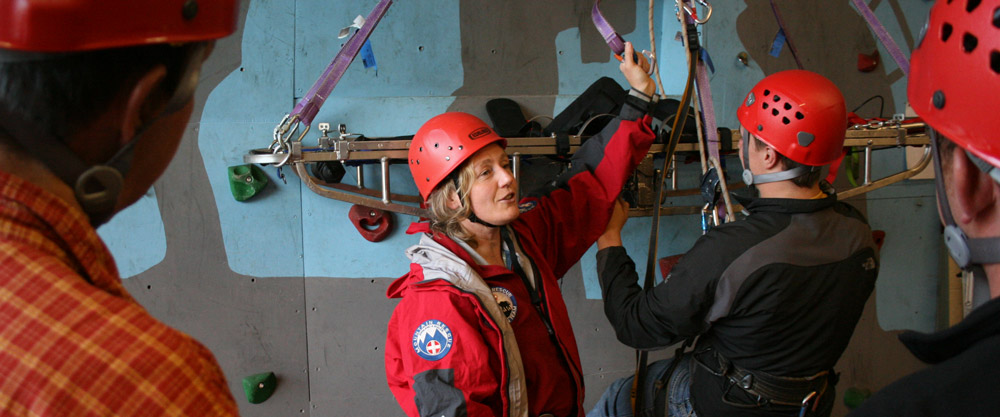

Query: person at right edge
[[589, 70, 880, 417], [849, 1, 1000, 415]]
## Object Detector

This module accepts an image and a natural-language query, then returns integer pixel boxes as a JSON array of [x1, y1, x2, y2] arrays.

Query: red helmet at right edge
[[737, 70, 847, 166], [908, 0, 1000, 167], [0, 0, 238, 52]]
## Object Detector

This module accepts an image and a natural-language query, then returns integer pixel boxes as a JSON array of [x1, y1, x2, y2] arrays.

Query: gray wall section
[[118, 0, 937, 415]]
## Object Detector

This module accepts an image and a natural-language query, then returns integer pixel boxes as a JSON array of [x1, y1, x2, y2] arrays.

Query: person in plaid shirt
[[0, 0, 240, 415]]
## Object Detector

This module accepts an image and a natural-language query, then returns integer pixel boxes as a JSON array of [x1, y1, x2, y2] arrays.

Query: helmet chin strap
[[740, 128, 815, 186], [467, 211, 501, 228], [1, 43, 205, 227], [0, 107, 132, 226], [74, 140, 137, 226], [930, 129, 1000, 270]]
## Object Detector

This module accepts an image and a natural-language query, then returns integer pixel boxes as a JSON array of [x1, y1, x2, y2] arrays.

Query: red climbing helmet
[[0, 0, 238, 52], [909, 0, 1000, 167], [737, 70, 847, 166], [409, 112, 507, 201]]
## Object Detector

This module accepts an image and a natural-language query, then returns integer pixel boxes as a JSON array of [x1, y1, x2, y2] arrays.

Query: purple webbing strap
[[695, 61, 720, 163], [592, 0, 625, 56], [679, 0, 720, 164], [767, 0, 804, 70], [850, 0, 909, 75], [291, 0, 393, 126]]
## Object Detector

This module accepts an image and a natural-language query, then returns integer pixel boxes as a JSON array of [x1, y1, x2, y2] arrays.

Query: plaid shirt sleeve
[[0, 250, 239, 417]]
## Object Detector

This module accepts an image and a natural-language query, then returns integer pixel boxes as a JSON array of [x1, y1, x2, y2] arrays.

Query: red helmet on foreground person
[[910, 0, 1000, 270], [737, 70, 847, 167], [0, 0, 238, 52], [409, 112, 507, 202], [0, 0, 239, 226], [908, 0, 1000, 167]]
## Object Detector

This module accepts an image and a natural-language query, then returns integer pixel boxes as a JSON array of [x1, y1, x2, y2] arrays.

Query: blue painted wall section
[[97, 191, 166, 278], [200, 0, 301, 278]]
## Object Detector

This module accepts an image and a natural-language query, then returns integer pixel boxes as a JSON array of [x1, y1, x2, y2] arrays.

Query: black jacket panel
[[848, 297, 1000, 417], [599, 191, 879, 417]]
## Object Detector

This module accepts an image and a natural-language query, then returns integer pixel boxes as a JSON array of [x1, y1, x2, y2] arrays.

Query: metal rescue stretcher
[[243, 118, 932, 218], [242, 0, 931, 220]]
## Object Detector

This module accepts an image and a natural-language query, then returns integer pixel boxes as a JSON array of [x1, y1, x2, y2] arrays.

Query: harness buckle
[[740, 373, 754, 390]]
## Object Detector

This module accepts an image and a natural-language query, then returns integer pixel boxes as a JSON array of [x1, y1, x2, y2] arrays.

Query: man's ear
[[949, 146, 998, 227], [761, 145, 782, 171], [120, 64, 168, 145]]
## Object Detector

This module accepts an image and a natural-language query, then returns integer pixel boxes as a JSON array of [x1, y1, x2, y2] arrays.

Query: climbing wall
[[98, 0, 938, 415]]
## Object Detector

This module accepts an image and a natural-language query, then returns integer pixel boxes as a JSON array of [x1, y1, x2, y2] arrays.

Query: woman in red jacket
[[384, 43, 657, 417]]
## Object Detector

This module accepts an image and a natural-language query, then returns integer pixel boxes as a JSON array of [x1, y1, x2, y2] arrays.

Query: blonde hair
[[426, 161, 478, 245]]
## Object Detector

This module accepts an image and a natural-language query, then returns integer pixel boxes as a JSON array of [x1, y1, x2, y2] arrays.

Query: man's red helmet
[[0, 0, 238, 52], [409, 112, 507, 202], [737, 70, 847, 166], [908, 0, 1000, 167]]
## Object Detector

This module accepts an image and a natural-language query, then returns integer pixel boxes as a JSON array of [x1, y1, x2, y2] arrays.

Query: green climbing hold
[[843, 386, 871, 410], [228, 164, 268, 202], [242, 371, 277, 404]]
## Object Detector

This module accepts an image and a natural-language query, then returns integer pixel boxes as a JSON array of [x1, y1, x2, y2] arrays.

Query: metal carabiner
[[271, 114, 306, 168], [683, 0, 713, 25], [270, 113, 291, 150], [641, 49, 657, 76], [701, 202, 713, 234], [798, 391, 817, 417]]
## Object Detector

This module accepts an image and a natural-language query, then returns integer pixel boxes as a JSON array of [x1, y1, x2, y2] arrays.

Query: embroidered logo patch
[[491, 286, 518, 322], [412, 320, 453, 361], [518, 200, 537, 213], [862, 257, 877, 271]]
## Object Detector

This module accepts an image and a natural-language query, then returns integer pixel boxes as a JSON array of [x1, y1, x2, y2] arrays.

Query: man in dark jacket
[[589, 70, 879, 417], [849, 1, 1000, 415]]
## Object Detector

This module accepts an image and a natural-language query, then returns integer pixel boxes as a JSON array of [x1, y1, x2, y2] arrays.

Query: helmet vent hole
[[795, 111, 804, 120], [993, 7, 1000, 28], [942, 23, 953, 41], [763, 89, 771, 96], [967, 0, 981, 13], [772, 108, 780, 116], [762, 102, 770, 109], [182, 0, 199, 20], [963, 32, 978, 53], [782, 117, 790, 125], [783, 103, 792, 111], [459, 145, 464, 150], [434, 143, 439, 148], [773, 95, 781, 102], [991, 50, 1000, 74], [419, 147, 424, 152]]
